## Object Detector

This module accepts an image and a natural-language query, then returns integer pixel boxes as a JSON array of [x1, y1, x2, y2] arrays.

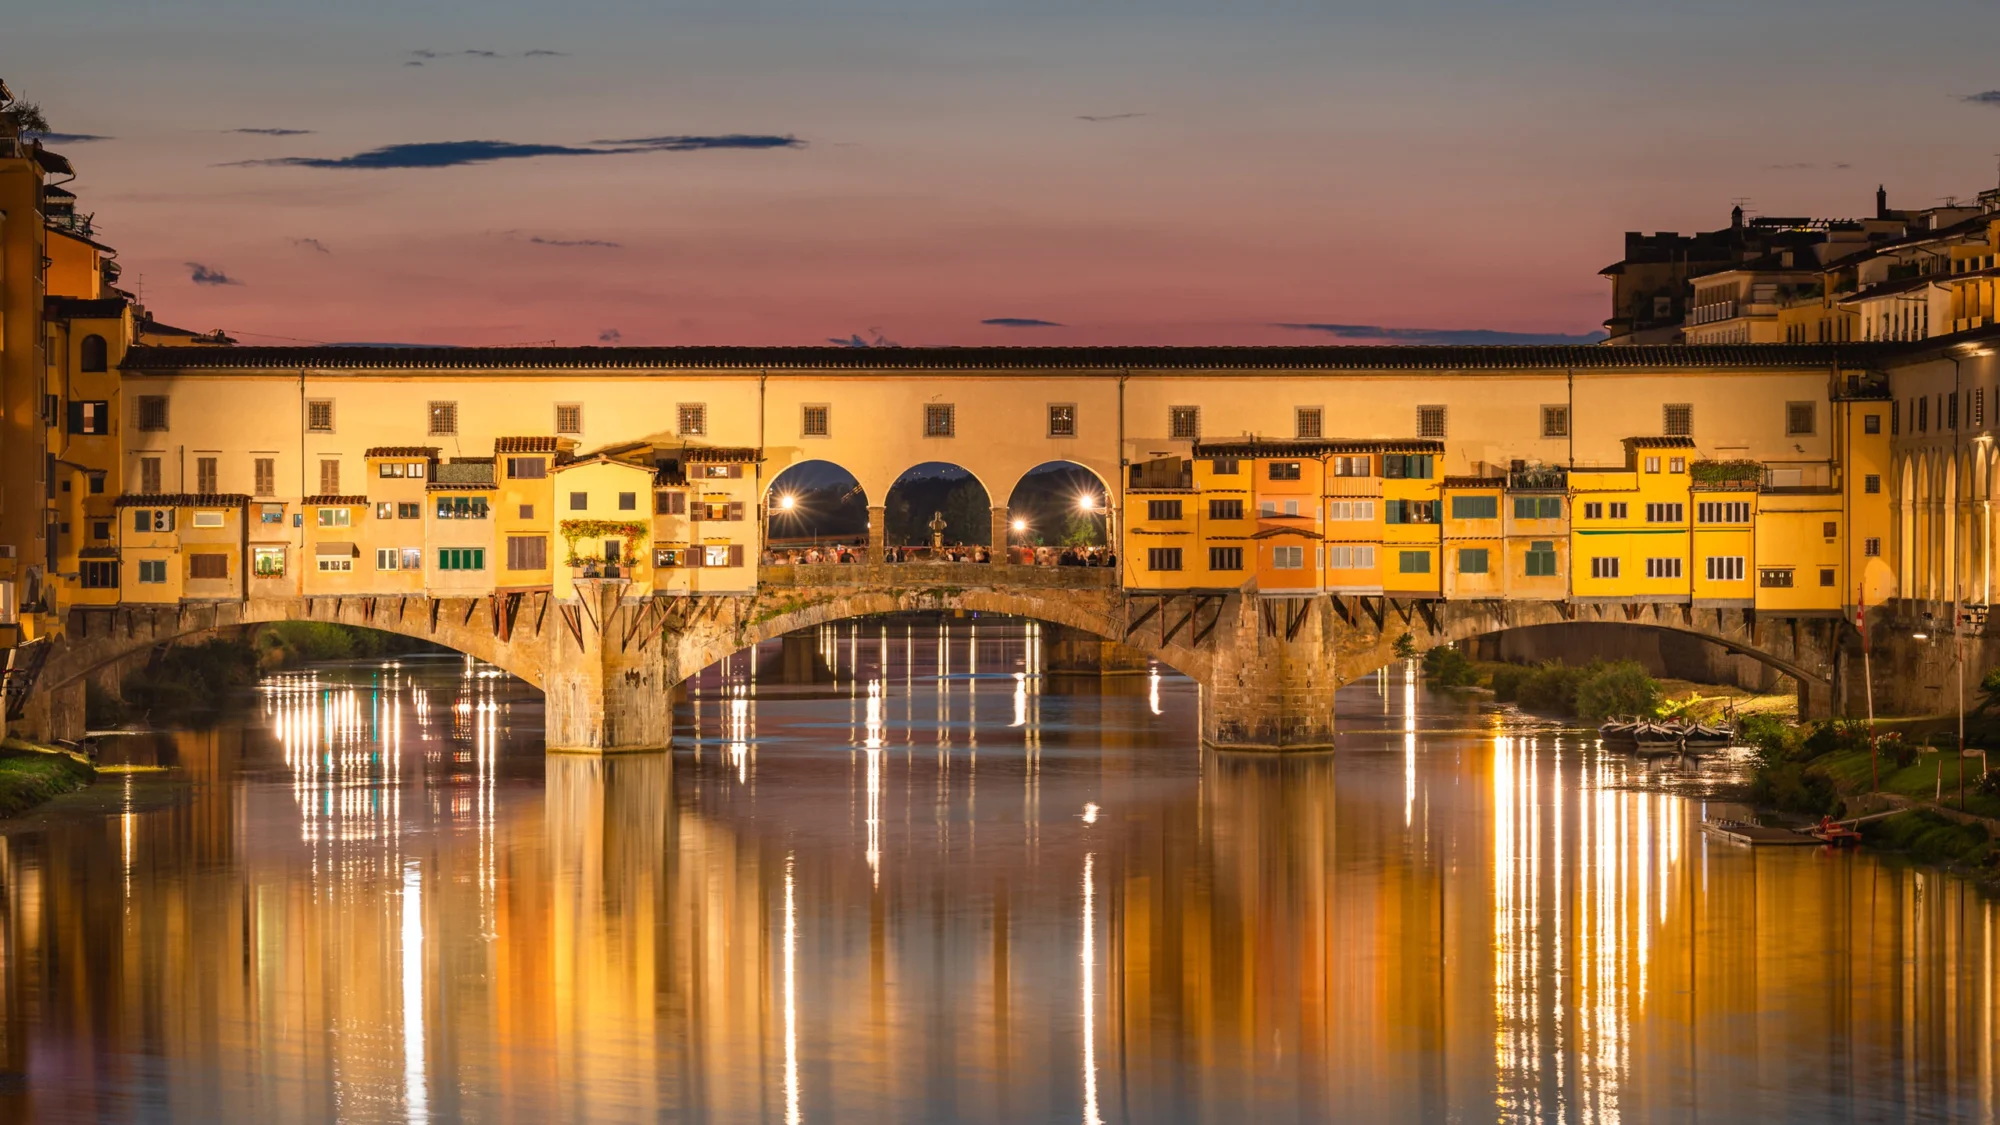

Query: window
[[376, 502, 395, 519], [88, 472, 104, 495], [1458, 548, 1489, 574], [1820, 568, 1836, 587], [380, 462, 406, 478], [617, 491, 637, 511], [1583, 502, 1603, 519], [437, 548, 486, 571], [1541, 405, 1570, 438], [1273, 545, 1306, 570], [1864, 413, 1881, 435], [1645, 557, 1682, 579], [398, 502, 421, 519], [1048, 404, 1077, 438], [1644, 456, 1661, 473], [1397, 550, 1430, 574], [1327, 500, 1376, 521], [1384, 499, 1437, 524], [1208, 499, 1244, 520], [252, 548, 285, 578], [1452, 495, 1498, 520], [1416, 405, 1446, 438], [80, 333, 108, 372], [435, 496, 489, 519], [317, 507, 351, 528], [1327, 545, 1377, 570], [1697, 501, 1751, 523], [1822, 520, 1838, 539], [1268, 462, 1301, 481], [375, 548, 403, 570], [678, 403, 707, 436], [1664, 403, 1692, 436], [428, 401, 458, 436], [1949, 393, 1960, 430], [406, 461, 426, 480], [1208, 547, 1243, 571], [1146, 499, 1183, 520], [1669, 457, 1686, 473], [656, 491, 686, 516], [132, 508, 173, 533], [556, 403, 583, 435], [1608, 502, 1628, 519], [315, 554, 351, 573], [507, 535, 548, 570], [319, 459, 340, 495], [1147, 547, 1184, 571], [1644, 502, 1684, 523], [1919, 397, 1928, 431], [68, 400, 109, 435], [254, 458, 275, 497], [139, 457, 162, 495], [506, 456, 546, 479], [139, 559, 169, 583], [1590, 556, 1620, 579], [789, 403, 828, 439], [1295, 407, 1324, 440], [1705, 556, 1745, 582], [519, 504, 535, 519], [1168, 406, 1200, 440], [1864, 474, 1881, 494], [192, 456, 217, 493], [569, 491, 588, 511], [1977, 389, 1986, 428], [1512, 496, 1561, 519], [1891, 402, 1900, 434], [1380, 454, 1434, 480], [1758, 568, 1794, 588], [260, 503, 285, 524], [401, 548, 423, 570], [307, 400, 334, 432], [1864, 537, 1881, 557], [705, 545, 744, 567], [1525, 541, 1558, 577], [189, 554, 229, 579], [1785, 402, 1816, 436], [190, 511, 224, 529], [80, 561, 119, 588], [137, 396, 169, 432], [1332, 455, 1370, 476], [924, 403, 955, 437], [90, 520, 109, 541]]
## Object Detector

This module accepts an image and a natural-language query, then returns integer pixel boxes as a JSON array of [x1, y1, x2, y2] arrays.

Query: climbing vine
[[558, 519, 651, 566]]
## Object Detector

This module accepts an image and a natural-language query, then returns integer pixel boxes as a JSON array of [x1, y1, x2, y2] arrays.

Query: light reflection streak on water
[[402, 859, 427, 1124], [1081, 851, 1102, 1125], [1402, 665, 1416, 828], [865, 679, 883, 887], [784, 853, 801, 1125], [1148, 669, 1161, 716]]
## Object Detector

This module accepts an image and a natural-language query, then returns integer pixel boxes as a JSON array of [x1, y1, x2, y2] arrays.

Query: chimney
[[1876, 184, 1888, 220]]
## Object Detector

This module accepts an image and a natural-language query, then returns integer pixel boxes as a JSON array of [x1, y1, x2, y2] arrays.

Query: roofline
[[116, 342, 1909, 375]]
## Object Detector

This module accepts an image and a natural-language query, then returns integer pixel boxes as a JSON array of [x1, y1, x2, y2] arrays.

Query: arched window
[[80, 334, 108, 372]]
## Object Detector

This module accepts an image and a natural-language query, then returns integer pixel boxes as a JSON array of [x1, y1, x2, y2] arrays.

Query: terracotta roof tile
[[365, 446, 440, 459], [494, 436, 560, 453], [302, 494, 369, 505], [114, 493, 250, 507]]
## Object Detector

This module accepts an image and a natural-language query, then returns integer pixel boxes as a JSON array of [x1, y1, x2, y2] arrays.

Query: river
[[1, 616, 1995, 1123]]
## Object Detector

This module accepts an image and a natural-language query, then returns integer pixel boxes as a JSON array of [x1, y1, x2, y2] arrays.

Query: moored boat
[[1597, 720, 1639, 747], [1681, 722, 1734, 752], [1632, 721, 1683, 754]]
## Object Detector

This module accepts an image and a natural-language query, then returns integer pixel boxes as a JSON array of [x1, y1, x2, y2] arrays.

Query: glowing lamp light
[[778, 494, 796, 511], [1077, 494, 1097, 511], [1011, 518, 1027, 532]]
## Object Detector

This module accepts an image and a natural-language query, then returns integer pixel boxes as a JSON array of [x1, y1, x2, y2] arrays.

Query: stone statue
[[928, 510, 948, 549]]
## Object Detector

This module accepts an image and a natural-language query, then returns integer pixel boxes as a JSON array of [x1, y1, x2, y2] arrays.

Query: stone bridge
[[14, 563, 1847, 750]]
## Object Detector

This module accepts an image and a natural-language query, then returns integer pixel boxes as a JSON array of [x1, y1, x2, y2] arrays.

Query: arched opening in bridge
[[765, 460, 869, 550], [884, 463, 991, 548], [1455, 621, 1831, 715], [1006, 461, 1112, 548]]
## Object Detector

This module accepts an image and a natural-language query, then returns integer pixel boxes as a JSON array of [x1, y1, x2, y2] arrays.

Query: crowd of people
[[762, 544, 1117, 568]]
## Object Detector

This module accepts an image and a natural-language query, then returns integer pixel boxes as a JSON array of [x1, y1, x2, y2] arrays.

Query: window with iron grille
[[1541, 405, 1570, 438], [1146, 547, 1182, 571], [1048, 404, 1076, 438], [137, 396, 169, 432], [428, 401, 458, 436], [1948, 393, 1960, 430], [677, 403, 707, 436], [254, 458, 275, 496], [555, 403, 583, 434], [1822, 520, 1838, 539], [801, 404, 831, 437], [1891, 401, 1900, 434], [507, 535, 548, 570], [1146, 500, 1182, 520], [1864, 474, 1881, 494], [924, 403, 955, 437], [1645, 557, 1682, 579], [1208, 547, 1243, 570], [307, 399, 334, 432], [189, 554, 229, 579], [1864, 538, 1881, 557], [1295, 407, 1323, 440], [1785, 402, 1816, 436], [1663, 403, 1692, 436], [1416, 405, 1446, 438], [195, 456, 218, 493], [319, 459, 339, 494], [1208, 499, 1244, 520], [1705, 556, 1745, 581], [1168, 406, 1199, 440]]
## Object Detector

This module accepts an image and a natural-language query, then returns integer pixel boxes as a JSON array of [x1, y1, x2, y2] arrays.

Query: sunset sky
[[13, 0, 2000, 347]]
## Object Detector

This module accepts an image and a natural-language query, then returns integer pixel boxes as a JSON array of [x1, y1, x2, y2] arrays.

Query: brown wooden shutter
[[671, 492, 686, 514], [729, 544, 744, 567], [655, 493, 671, 515], [689, 502, 702, 521], [727, 464, 743, 479], [727, 501, 745, 521], [686, 547, 703, 569]]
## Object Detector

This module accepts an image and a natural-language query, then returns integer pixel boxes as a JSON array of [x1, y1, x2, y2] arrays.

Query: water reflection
[[0, 628, 1994, 1123]]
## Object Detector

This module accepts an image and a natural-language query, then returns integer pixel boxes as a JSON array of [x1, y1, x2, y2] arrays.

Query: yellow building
[[426, 459, 498, 597], [495, 437, 563, 593], [552, 456, 656, 599], [653, 448, 759, 595]]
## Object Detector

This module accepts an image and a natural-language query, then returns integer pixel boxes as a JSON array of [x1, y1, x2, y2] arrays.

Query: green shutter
[[1538, 496, 1562, 519], [1399, 550, 1431, 574], [1458, 548, 1489, 574]]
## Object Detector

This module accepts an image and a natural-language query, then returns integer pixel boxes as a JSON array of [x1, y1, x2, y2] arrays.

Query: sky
[[11, 0, 2000, 347]]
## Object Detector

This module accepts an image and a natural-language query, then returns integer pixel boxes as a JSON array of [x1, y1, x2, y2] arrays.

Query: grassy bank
[[0, 739, 96, 819]]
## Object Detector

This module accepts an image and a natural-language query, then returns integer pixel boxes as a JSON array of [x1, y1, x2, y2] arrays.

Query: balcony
[[1688, 301, 1737, 325], [759, 561, 1118, 591]]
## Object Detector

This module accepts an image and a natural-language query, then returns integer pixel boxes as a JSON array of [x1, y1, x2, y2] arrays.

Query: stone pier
[[1201, 597, 1350, 750], [543, 579, 673, 753]]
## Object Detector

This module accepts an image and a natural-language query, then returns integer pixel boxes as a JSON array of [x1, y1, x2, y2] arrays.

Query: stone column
[[544, 579, 673, 752], [868, 504, 887, 564], [990, 506, 1012, 563], [1200, 595, 1340, 750]]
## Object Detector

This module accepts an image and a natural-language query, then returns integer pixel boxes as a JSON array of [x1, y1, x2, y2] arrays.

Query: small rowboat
[[1632, 721, 1683, 755], [1680, 722, 1734, 753], [1597, 720, 1639, 748]]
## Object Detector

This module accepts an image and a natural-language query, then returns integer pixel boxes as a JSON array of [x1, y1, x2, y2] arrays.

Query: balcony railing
[[1688, 301, 1737, 325]]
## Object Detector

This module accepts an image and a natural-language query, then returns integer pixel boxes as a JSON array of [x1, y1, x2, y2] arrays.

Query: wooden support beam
[[1361, 596, 1384, 631], [1125, 599, 1161, 640], [1162, 601, 1196, 647], [1190, 596, 1224, 647], [429, 599, 441, 634], [1414, 599, 1439, 635]]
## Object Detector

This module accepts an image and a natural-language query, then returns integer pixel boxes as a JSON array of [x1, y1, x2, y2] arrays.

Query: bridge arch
[[1006, 460, 1114, 547], [765, 459, 869, 548], [883, 461, 994, 548]]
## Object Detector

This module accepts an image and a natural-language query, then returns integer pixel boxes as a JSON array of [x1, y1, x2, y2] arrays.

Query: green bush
[[1487, 665, 1526, 702], [253, 621, 445, 668], [1748, 761, 1844, 816], [1392, 632, 1417, 660], [1420, 646, 1479, 688], [120, 637, 261, 725], [1516, 662, 1584, 714], [1737, 713, 1796, 765], [1573, 659, 1660, 721]]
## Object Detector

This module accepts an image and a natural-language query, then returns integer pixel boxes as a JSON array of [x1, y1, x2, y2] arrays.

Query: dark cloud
[[829, 330, 900, 348], [292, 237, 331, 254], [530, 235, 622, 248], [233, 133, 803, 170], [1962, 91, 2000, 105], [23, 131, 109, 143], [982, 317, 1064, 328], [1768, 162, 1817, 170], [523, 49, 567, 57], [186, 263, 244, 286], [1076, 113, 1146, 122], [231, 127, 314, 136], [598, 328, 623, 343], [1274, 323, 1608, 346], [408, 48, 568, 60]]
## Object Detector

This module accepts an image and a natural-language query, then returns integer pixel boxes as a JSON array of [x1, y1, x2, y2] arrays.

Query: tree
[[1060, 512, 1099, 547], [1, 97, 49, 135], [942, 481, 990, 545]]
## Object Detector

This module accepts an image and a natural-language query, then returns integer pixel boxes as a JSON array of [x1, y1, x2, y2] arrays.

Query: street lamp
[[778, 493, 796, 511]]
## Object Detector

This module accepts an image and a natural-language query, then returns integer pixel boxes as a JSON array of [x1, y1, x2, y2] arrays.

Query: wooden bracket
[[1125, 599, 1161, 640]]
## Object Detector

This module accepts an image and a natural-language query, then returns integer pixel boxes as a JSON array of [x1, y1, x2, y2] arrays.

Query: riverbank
[[0, 739, 96, 819]]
